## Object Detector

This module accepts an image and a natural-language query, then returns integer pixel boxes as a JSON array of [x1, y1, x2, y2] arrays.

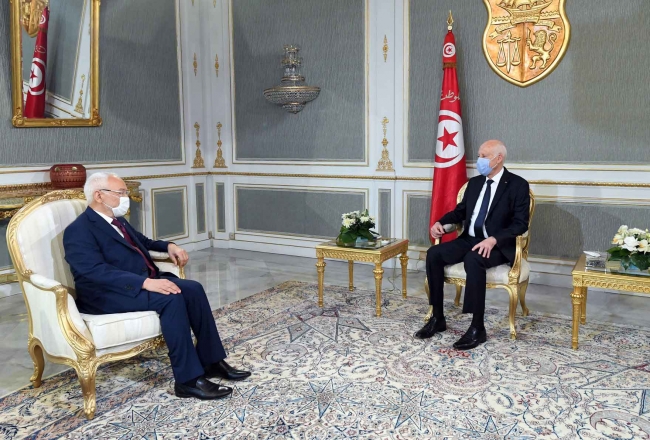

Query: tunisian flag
[[428, 28, 467, 243], [24, 7, 49, 118]]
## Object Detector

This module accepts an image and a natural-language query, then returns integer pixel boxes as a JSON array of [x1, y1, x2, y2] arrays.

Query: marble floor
[[1, 248, 648, 397]]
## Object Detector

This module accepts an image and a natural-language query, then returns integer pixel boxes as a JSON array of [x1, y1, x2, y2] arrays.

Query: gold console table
[[571, 253, 650, 349], [315, 239, 409, 317], [0, 181, 141, 220]]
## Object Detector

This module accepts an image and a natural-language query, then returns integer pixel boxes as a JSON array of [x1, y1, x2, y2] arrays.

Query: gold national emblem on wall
[[482, 0, 570, 87]]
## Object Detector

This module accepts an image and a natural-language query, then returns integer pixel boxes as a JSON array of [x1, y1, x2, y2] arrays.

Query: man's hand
[[143, 278, 181, 295], [472, 237, 497, 258], [430, 222, 446, 239], [168, 243, 189, 267]]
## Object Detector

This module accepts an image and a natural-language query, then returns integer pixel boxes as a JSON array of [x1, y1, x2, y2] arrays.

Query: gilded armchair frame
[[7, 190, 184, 420], [424, 183, 535, 339]]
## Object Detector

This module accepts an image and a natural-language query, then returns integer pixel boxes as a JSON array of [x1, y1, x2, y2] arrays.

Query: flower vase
[[335, 234, 356, 247], [624, 263, 641, 273], [356, 236, 376, 247]]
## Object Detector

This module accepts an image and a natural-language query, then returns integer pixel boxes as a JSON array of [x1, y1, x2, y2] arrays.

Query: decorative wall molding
[[213, 122, 227, 168], [151, 186, 189, 241], [228, 0, 371, 166], [191, 122, 205, 168], [376, 117, 394, 171], [383, 35, 388, 62], [3, 171, 650, 189], [143, 173, 650, 188], [233, 184, 368, 240]]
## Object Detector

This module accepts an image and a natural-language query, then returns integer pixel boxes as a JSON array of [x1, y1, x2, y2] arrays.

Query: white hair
[[84, 172, 120, 204]]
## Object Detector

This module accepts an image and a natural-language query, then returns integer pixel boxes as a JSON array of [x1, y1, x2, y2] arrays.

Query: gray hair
[[83, 172, 120, 204]]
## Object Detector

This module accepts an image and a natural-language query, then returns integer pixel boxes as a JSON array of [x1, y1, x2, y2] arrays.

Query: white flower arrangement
[[608, 225, 650, 270], [337, 209, 378, 246]]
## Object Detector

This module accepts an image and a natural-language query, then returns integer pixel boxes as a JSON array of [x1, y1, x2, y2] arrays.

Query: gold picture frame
[[9, 0, 102, 128]]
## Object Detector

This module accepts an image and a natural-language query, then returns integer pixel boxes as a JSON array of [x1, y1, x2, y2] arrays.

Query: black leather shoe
[[453, 326, 487, 350], [174, 377, 232, 400], [414, 316, 447, 339], [205, 360, 251, 381]]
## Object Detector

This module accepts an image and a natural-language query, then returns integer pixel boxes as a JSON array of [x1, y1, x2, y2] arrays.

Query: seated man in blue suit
[[63, 172, 250, 400]]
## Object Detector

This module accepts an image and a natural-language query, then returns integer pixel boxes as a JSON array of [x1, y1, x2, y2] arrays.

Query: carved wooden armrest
[[507, 231, 529, 284], [148, 251, 185, 279], [29, 273, 63, 290], [148, 251, 172, 261], [433, 223, 463, 245], [24, 273, 95, 355]]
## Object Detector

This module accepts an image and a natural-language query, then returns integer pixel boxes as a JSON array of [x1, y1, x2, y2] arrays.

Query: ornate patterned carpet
[[1, 281, 650, 439]]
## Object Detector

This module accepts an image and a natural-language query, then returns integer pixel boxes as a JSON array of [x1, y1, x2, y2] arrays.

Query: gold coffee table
[[315, 239, 409, 317], [571, 253, 650, 349]]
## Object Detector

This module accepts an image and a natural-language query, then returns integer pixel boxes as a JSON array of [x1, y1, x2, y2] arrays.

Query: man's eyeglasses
[[100, 189, 129, 197]]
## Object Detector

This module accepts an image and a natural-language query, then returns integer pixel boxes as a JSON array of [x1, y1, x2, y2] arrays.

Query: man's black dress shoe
[[453, 326, 487, 350], [205, 360, 251, 381], [414, 316, 447, 339], [174, 377, 232, 400]]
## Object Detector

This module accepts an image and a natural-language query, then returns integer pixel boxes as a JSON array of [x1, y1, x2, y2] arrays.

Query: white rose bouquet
[[607, 225, 650, 271], [336, 209, 378, 246]]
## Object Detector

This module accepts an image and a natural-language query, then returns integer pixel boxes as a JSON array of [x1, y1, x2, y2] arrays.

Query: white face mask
[[104, 196, 130, 218]]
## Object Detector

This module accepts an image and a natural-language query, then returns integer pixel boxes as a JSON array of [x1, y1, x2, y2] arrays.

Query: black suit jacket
[[438, 167, 530, 264]]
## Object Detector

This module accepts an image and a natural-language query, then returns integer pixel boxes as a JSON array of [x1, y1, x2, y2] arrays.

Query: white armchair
[[6, 190, 184, 420], [424, 183, 535, 340]]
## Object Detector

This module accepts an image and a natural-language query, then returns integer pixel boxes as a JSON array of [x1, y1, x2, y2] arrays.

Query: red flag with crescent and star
[[428, 24, 468, 243], [24, 6, 49, 118]]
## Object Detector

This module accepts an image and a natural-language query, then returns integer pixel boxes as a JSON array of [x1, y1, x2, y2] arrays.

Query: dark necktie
[[474, 179, 494, 238], [111, 218, 157, 277]]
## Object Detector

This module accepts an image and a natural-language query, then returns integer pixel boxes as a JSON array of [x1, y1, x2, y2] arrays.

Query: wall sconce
[[263, 45, 320, 114]]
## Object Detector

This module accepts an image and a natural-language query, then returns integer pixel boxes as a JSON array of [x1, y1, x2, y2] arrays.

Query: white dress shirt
[[468, 167, 504, 238], [93, 209, 124, 238]]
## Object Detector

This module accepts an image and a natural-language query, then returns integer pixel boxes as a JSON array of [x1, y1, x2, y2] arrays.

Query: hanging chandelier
[[263, 45, 320, 114]]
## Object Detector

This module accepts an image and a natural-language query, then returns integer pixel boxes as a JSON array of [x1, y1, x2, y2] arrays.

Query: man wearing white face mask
[[415, 140, 530, 350], [63, 172, 250, 401]]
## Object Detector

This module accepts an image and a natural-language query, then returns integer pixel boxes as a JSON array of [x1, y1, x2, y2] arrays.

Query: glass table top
[[321, 238, 398, 250], [582, 252, 650, 278]]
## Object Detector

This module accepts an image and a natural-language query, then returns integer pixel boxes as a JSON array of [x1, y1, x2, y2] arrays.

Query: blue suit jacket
[[63, 207, 170, 314]]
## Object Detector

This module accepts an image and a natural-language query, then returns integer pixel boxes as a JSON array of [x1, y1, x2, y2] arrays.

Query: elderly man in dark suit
[[416, 140, 530, 349], [63, 172, 250, 400]]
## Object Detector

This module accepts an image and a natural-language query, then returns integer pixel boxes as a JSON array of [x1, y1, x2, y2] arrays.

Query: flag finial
[[447, 10, 454, 31]]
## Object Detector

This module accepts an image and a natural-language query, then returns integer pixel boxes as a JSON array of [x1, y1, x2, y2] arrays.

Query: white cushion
[[80, 311, 161, 350], [444, 259, 530, 284]]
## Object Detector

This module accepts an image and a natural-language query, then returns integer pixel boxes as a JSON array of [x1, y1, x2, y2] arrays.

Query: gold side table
[[571, 254, 650, 349], [315, 239, 409, 317]]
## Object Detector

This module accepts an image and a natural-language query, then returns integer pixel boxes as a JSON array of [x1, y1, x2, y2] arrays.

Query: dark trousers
[[80, 275, 226, 384], [426, 235, 508, 324], [148, 276, 226, 383]]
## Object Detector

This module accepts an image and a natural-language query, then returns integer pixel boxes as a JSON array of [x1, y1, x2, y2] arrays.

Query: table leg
[[316, 256, 326, 308], [348, 260, 354, 291], [373, 263, 384, 317], [399, 253, 408, 299], [571, 284, 583, 350], [580, 287, 588, 324]]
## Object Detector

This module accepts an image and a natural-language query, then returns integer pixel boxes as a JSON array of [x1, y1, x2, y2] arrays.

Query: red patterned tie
[[111, 219, 157, 277]]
